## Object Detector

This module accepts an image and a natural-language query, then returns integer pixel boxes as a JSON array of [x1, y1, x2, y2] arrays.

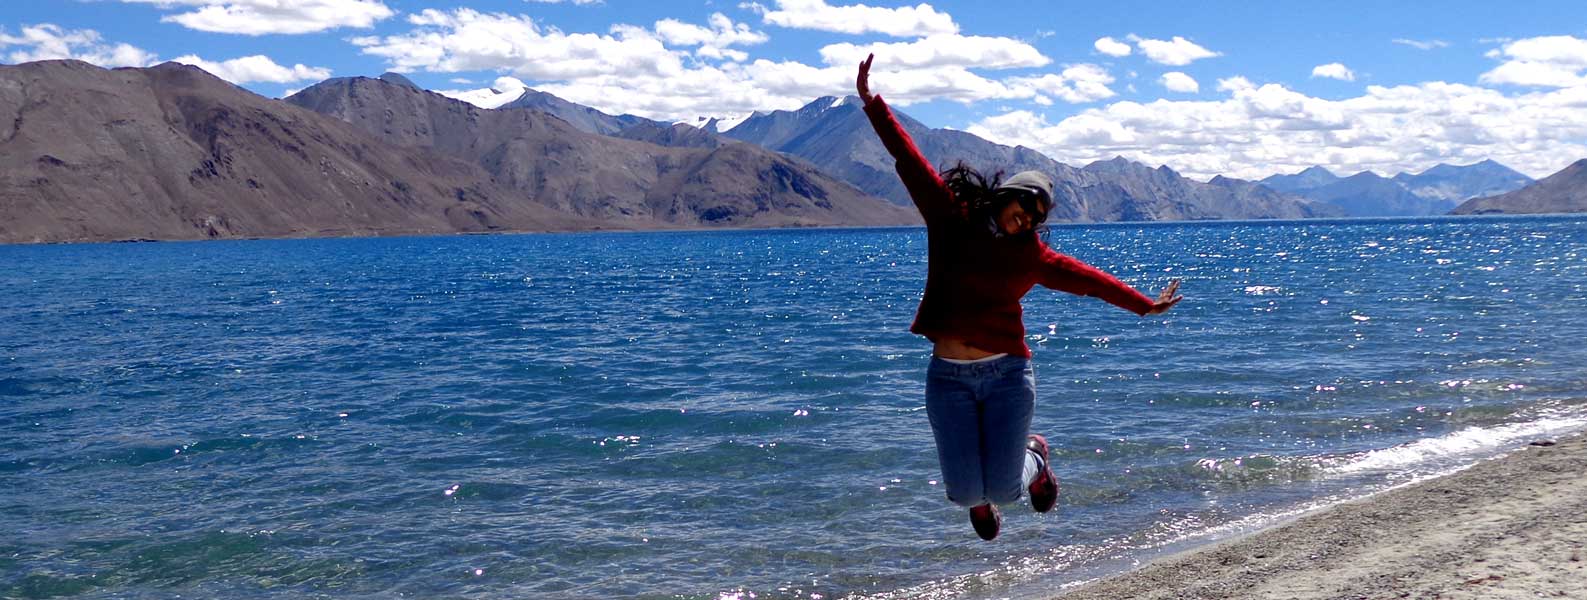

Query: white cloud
[[360, 7, 1071, 117], [1479, 35, 1587, 87], [1160, 71, 1198, 93], [750, 0, 958, 37], [819, 34, 1050, 70], [1130, 35, 1220, 66], [1217, 76, 1255, 93], [437, 76, 530, 109], [1393, 38, 1449, 51], [967, 79, 1587, 182], [1007, 64, 1116, 104], [0, 24, 157, 67], [526, 0, 603, 4], [1094, 36, 1131, 57], [172, 54, 332, 84], [1311, 62, 1355, 81], [118, 0, 394, 35], [655, 13, 767, 60], [355, 9, 683, 79]]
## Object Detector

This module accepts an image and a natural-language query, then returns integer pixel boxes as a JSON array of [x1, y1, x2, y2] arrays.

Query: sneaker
[[1027, 434, 1058, 513], [968, 503, 1001, 541]]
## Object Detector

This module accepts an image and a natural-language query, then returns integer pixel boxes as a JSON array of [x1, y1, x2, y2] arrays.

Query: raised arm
[[1036, 245, 1182, 316], [857, 54, 954, 223]]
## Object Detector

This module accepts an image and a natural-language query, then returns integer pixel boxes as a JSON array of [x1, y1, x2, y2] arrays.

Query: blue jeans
[[925, 355, 1040, 508]]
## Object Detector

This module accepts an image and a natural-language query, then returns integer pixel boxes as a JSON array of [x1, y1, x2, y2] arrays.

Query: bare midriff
[[933, 338, 1000, 360]]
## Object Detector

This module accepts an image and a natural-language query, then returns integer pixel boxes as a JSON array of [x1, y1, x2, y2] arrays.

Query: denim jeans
[[925, 354, 1040, 508]]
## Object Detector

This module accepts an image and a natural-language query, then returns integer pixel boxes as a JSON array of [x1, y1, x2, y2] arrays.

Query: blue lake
[[3, 216, 1585, 599]]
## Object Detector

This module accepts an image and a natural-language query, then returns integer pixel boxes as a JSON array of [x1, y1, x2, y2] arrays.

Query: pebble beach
[[1054, 432, 1587, 600]]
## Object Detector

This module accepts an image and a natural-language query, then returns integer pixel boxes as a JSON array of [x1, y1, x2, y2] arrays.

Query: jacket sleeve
[[1036, 244, 1156, 315], [862, 94, 955, 223]]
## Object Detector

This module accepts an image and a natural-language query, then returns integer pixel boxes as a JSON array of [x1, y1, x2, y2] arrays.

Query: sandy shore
[[1054, 432, 1587, 600]]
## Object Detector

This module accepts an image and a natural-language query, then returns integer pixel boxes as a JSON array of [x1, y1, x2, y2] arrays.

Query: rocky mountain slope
[[286, 77, 912, 229], [0, 60, 587, 244], [720, 96, 1339, 221], [1261, 161, 1532, 217], [1451, 159, 1587, 214], [0, 60, 915, 244]]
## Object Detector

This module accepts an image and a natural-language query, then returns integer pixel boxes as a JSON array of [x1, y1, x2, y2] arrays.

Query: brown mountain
[[284, 76, 915, 228], [1451, 159, 1587, 215], [0, 60, 591, 244], [721, 96, 1339, 221]]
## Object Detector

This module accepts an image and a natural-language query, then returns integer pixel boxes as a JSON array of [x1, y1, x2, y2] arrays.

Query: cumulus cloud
[[1392, 38, 1450, 51], [1160, 71, 1198, 93], [746, 0, 958, 37], [172, 54, 332, 84], [1094, 36, 1131, 57], [1007, 64, 1117, 104], [357, 7, 1076, 118], [117, 0, 394, 35], [354, 9, 683, 79], [1130, 35, 1220, 66], [1311, 62, 1355, 81], [966, 79, 1587, 182], [356, 9, 822, 119], [1479, 35, 1587, 87], [1217, 76, 1255, 93], [655, 13, 768, 61], [819, 34, 1050, 70], [0, 23, 158, 67], [436, 76, 530, 109]]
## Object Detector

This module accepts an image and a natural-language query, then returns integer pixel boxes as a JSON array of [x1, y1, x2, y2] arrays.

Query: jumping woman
[[857, 54, 1182, 540]]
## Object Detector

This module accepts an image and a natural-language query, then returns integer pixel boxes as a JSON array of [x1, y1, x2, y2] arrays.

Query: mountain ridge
[[0, 60, 590, 244], [1260, 160, 1533, 216], [720, 95, 1340, 221], [1451, 159, 1587, 215]]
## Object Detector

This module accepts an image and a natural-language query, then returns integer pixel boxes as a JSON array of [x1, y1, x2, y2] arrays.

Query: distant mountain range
[[488, 90, 1343, 220], [0, 60, 912, 243], [1452, 159, 1587, 215], [0, 60, 592, 244], [285, 75, 912, 229], [725, 96, 1351, 220], [1, 59, 1581, 244], [1259, 161, 1534, 217]]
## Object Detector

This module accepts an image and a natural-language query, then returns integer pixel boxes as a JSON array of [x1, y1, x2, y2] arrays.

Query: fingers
[[856, 54, 874, 101], [1157, 279, 1181, 302]]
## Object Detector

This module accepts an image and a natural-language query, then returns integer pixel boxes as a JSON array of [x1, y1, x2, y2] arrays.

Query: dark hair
[[941, 161, 1002, 222], [940, 161, 1049, 238]]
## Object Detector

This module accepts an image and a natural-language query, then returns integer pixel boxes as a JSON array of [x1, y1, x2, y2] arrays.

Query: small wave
[[1322, 410, 1587, 475]]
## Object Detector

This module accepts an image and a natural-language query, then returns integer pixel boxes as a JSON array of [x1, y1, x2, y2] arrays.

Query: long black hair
[[941, 161, 1003, 224], [940, 161, 1049, 238]]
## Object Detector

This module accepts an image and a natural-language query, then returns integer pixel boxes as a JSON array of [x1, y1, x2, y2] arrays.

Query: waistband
[[928, 353, 1029, 377], [935, 353, 1009, 365]]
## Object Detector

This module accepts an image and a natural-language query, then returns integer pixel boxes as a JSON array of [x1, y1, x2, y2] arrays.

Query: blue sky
[[4, 1, 1587, 181]]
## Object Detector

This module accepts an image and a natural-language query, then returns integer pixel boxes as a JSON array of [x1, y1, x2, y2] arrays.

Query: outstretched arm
[[857, 54, 953, 222], [857, 54, 875, 105], [1037, 245, 1182, 316], [1144, 279, 1183, 315]]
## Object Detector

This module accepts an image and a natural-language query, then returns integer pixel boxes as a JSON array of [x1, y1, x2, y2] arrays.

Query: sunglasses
[[1006, 190, 1049, 224]]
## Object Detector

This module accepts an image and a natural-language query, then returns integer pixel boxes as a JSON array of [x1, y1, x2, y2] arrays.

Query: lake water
[[3, 216, 1585, 599]]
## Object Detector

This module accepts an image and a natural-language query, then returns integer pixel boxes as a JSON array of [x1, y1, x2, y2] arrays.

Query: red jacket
[[863, 95, 1155, 358]]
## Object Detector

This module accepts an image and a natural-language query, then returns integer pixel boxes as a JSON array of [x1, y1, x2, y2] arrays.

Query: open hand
[[1145, 279, 1182, 315], [856, 53, 875, 104]]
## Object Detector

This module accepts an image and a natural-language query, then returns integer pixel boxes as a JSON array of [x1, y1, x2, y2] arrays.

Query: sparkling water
[[3, 216, 1585, 599]]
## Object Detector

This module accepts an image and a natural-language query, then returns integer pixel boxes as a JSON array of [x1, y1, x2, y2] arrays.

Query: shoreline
[[7, 213, 1586, 247], [1050, 431, 1587, 600]]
